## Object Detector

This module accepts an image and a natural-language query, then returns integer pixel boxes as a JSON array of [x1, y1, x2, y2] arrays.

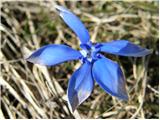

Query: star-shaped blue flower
[[26, 5, 152, 112]]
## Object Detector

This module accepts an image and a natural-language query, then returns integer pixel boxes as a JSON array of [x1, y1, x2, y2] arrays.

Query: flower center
[[80, 44, 100, 63]]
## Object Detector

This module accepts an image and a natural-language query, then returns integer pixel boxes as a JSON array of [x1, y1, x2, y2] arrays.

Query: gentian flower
[[26, 5, 152, 112]]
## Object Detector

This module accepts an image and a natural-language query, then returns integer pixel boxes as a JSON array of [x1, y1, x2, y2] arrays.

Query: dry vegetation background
[[0, 0, 159, 119]]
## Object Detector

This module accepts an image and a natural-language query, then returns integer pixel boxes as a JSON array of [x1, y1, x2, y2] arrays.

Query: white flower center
[[80, 46, 97, 63]]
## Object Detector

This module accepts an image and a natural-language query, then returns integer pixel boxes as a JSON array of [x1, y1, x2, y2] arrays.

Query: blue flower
[[26, 5, 152, 112]]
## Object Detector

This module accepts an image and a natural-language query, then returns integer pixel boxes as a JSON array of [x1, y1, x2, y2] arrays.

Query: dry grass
[[0, 0, 159, 119]]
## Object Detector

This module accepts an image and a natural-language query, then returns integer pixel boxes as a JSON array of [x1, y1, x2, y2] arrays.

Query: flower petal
[[55, 5, 90, 44], [100, 40, 152, 57], [92, 57, 128, 100], [67, 61, 94, 112], [26, 44, 81, 66]]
